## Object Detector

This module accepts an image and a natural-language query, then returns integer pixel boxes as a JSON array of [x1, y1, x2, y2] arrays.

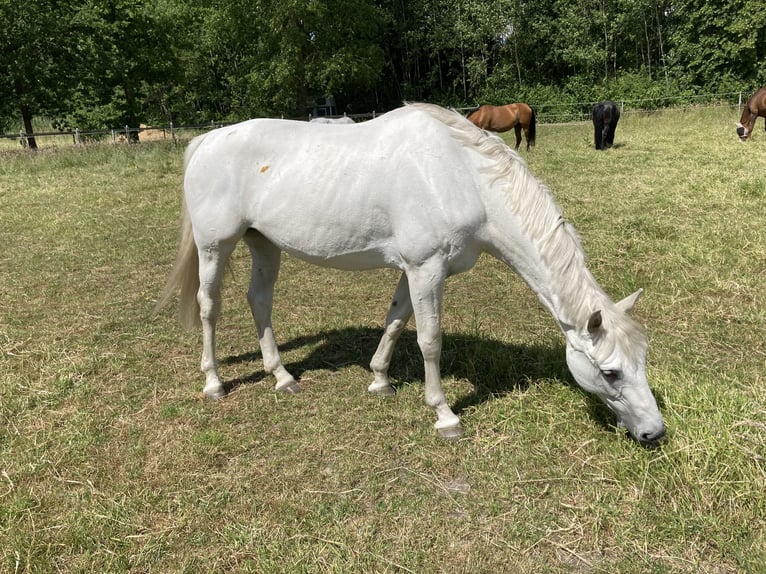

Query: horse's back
[[594, 101, 620, 122], [184, 106, 488, 271], [750, 86, 766, 115]]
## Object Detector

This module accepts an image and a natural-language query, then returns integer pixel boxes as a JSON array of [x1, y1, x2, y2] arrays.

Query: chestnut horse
[[736, 87, 766, 141], [467, 103, 536, 151]]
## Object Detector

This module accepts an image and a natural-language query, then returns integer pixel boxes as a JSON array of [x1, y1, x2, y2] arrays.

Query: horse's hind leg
[[514, 124, 523, 150], [243, 231, 300, 393], [197, 239, 238, 400], [405, 261, 463, 440], [594, 122, 604, 150], [369, 273, 413, 395]]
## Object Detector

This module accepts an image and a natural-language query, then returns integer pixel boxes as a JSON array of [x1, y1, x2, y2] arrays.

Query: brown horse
[[736, 86, 766, 141], [467, 103, 536, 151]]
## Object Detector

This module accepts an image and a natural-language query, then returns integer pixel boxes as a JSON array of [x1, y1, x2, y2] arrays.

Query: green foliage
[[668, 0, 766, 89], [1, 0, 765, 130]]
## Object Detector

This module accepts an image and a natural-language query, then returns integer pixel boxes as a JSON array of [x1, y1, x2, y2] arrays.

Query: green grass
[[1, 106, 765, 573]]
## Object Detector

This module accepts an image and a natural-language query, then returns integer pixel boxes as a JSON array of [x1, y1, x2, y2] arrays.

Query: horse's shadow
[[219, 326, 646, 429]]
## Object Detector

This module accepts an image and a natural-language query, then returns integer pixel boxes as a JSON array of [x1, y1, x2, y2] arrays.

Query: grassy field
[[1, 106, 764, 573]]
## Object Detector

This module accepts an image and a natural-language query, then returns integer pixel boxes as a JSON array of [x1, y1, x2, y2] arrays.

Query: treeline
[[2, 0, 765, 146]]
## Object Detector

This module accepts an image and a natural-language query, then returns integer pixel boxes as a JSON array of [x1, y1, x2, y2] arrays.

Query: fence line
[[1, 90, 751, 148], [1, 114, 382, 148]]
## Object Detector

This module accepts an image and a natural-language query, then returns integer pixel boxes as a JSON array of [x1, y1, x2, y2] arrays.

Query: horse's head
[[736, 122, 750, 141], [564, 290, 666, 446]]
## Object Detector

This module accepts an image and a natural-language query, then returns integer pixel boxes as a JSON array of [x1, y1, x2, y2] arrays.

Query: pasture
[[1, 105, 764, 573]]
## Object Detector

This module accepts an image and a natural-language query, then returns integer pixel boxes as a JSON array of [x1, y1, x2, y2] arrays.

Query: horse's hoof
[[203, 386, 226, 401], [276, 380, 301, 394], [368, 381, 396, 396], [437, 424, 465, 441]]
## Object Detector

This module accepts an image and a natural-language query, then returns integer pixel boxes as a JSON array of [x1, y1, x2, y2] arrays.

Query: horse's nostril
[[640, 427, 666, 444]]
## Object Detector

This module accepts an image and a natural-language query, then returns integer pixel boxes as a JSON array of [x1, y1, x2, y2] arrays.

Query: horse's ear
[[615, 288, 643, 314], [587, 310, 603, 336]]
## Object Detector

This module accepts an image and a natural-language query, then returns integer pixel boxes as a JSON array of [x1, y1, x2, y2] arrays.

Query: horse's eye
[[600, 369, 620, 383]]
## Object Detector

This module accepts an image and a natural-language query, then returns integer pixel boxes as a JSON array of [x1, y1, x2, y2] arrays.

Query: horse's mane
[[405, 103, 647, 360]]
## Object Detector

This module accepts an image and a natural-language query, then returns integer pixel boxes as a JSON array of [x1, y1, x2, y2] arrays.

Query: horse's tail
[[528, 107, 537, 147], [156, 199, 201, 329], [156, 136, 206, 329]]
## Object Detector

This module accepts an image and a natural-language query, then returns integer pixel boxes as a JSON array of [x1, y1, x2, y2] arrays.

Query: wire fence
[[0, 90, 752, 149], [0, 113, 382, 149]]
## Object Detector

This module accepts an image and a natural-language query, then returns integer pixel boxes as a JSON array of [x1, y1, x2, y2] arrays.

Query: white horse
[[309, 116, 355, 124], [159, 103, 665, 445]]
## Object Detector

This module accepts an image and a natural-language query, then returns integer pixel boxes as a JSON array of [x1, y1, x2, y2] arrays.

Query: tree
[[62, 0, 184, 134], [0, 0, 188, 145], [186, 0, 388, 119], [668, 0, 766, 89], [0, 0, 84, 148]]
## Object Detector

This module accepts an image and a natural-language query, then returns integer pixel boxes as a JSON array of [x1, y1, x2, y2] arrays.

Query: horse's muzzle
[[638, 426, 666, 447]]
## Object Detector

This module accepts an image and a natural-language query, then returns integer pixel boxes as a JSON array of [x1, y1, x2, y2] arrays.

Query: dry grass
[[1, 107, 765, 573]]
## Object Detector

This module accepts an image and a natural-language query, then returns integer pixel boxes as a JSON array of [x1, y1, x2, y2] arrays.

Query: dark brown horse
[[467, 103, 536, 151], [736, 86, 766, 141], [592, 101, 621, 150]]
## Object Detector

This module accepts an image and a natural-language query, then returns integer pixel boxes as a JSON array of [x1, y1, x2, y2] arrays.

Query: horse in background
[[466, 103, 536, 151], [592, 101, 621, 150], [310, 116, 355, 124], [736, 87, 766, 141]]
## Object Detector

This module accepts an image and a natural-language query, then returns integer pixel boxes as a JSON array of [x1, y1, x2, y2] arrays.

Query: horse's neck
[[741, 106, 752, 125], [482, 176, 609, 331]]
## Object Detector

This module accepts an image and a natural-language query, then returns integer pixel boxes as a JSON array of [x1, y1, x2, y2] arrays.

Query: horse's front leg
[[243, 231, 300, 393], [406, 262, 463, 440], [369, 273, 413, 395], [197, 240, 237, 400]]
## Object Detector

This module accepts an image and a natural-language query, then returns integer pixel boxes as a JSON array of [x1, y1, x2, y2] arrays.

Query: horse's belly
[[281, 245, 394, 270], [256, 211, 484, 274], [255, 214, 400, 270]]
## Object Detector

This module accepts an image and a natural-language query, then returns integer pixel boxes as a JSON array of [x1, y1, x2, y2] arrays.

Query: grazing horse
[[592, 101, 621, 150], [159, 103, 665, 445], [736, 86, 766, 141], [466, 103, 536, 151]]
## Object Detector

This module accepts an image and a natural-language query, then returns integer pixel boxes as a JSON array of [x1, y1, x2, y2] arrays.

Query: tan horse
[[736, 87, 766, 141], [467, 103, 536, 151]]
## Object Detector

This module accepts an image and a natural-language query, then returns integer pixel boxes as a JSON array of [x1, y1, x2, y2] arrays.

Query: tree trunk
[[124, 83, 140, 143], [655, 6, 668, 84], [513, 29, 522, 86], [644, 16, 652, 75], [20, 106, 38, 150], [15, 77, 38, 150]]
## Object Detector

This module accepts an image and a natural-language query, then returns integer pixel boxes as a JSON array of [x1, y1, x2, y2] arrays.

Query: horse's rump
[[592, 101, 620, 150]]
